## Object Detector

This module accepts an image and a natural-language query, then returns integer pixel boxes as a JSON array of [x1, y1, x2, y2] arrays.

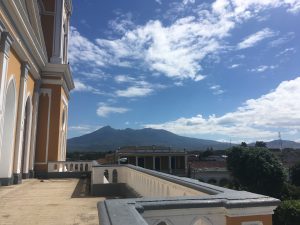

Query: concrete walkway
[[0, 179, 104, 225]]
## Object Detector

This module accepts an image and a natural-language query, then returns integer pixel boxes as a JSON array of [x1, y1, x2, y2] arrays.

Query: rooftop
[[0, 179, 103, 225]]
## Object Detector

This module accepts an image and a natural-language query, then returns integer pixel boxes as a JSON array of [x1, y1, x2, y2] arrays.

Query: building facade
[[0, 0, 74, 186]]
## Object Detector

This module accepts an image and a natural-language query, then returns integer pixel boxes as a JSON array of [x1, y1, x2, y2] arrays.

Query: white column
[[0, 31, 13, 161], [50, 0, 64, 64], [28, 81, 40, 178], [168, 156, 172, 174], [22, 101, 32, 179], [13, 62, 30, 184], [135, 156, 138, 166], [152, 156, 155, 170], [184, 152, 188, 175], [63, 105, 68, 161]]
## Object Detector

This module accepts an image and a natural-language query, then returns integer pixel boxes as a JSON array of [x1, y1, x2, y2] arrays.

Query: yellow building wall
[[35, 82, 67, 172], [26, 74, 35, 97], [226, 215, 272, 225], [34, 92, 49, 172], [7, 49, 21, 102]]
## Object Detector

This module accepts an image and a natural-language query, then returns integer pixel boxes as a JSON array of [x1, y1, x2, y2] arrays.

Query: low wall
[[92, 165, 209, 198], [95, 165, 280, 225], [91, 183, 141, 198], [35, 171, 91, 179]]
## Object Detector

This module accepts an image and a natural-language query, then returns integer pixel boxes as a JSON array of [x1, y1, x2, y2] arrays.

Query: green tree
[[240, 142, 248, 147], [291, 162, 300, 186], [273, 200, 300, 225], [202, 148, 214, 157], [227, 146, 286, 198], [255, 141, 267, 148]]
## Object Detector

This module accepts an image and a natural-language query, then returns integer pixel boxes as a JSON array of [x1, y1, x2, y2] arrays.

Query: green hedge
[[273, 200, 300, 225]]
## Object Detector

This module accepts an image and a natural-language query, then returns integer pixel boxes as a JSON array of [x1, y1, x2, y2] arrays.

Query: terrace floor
[[0, 178, 104, 225]]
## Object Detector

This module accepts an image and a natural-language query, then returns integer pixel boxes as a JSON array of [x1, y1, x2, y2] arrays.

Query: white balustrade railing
[[48, 161, 94, 173]]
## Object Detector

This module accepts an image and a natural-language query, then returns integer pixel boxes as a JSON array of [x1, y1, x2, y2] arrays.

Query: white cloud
[[116, 86, 154, 98], [108, 12, 135, 35], [155, 0, 162, 4], [183, 0, 195, 4], [69, 27, 110, 67], [229, 64, 241, 69], [97, 103, 129, 117], [114, 75, 166, 98], [73, 79, 97, 92], [69, 0, 300, 84], [269, 32, 295, 47], [276, 47, 296, 57], [68, 124, 101, 134], [210, 85, 225, 95], [73, 79, 109, 96], [145, 77, 300, 141], [114, 75, 136, 83], [250, 65, 277, 72], [237, 28, 276, 49]]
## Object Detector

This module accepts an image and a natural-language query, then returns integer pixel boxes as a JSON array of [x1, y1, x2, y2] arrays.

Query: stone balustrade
[[48, 161, 93, 173], [94, 164, 280, 225]]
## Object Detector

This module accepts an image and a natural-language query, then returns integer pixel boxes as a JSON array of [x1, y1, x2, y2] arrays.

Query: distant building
[[0, 0, 74, 185], [190, 161, 232, 186], [107, 146, 188, 176]]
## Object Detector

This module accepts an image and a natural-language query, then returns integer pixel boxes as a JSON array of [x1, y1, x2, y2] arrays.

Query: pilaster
[[34, 88, 52, 174], [28, 81, 41, 178], [0, 31, 13, 162], [13, 62, 30, 184]]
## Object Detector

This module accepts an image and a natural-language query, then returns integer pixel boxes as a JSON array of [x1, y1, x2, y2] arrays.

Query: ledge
[[95, 165, 280, 225]]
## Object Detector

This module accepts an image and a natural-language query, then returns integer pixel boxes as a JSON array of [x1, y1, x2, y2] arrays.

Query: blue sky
[[68, 0, 300, 143]]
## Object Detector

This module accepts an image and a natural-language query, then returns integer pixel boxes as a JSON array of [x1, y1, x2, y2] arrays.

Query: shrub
[[273, 200, 300, 225], [291, 162, 300, 186]]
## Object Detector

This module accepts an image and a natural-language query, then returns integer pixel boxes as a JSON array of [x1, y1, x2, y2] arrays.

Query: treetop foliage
[[226, 146, 286, 198]]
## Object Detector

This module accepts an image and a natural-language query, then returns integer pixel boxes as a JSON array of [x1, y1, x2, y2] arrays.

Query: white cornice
[[225, 206, 277, 217], [1, 0, 48, 79], [42, 63, 74, 99]]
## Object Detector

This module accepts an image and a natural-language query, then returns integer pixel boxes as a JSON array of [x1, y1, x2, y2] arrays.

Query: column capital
[[0, 31, 13, 56], [21, 61, 30, 81], [34, 79, 41, 93]]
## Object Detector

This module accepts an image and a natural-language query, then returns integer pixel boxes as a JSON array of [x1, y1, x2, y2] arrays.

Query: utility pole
[[278, 132, 283, 152]]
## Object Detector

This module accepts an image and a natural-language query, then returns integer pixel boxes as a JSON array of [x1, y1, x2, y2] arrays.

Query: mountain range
[[67, 126, 300, 152]]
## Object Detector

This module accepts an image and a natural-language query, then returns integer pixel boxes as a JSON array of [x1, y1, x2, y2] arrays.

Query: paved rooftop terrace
[[0, 179, 104, 225]]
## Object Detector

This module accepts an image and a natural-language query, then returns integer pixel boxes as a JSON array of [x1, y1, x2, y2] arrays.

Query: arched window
[[0, 78, 17, 182], [54, 164, 58, 171], [104, 170, 109, 180], [157, 222, 168, 225], [192, 217, 213, 225]]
